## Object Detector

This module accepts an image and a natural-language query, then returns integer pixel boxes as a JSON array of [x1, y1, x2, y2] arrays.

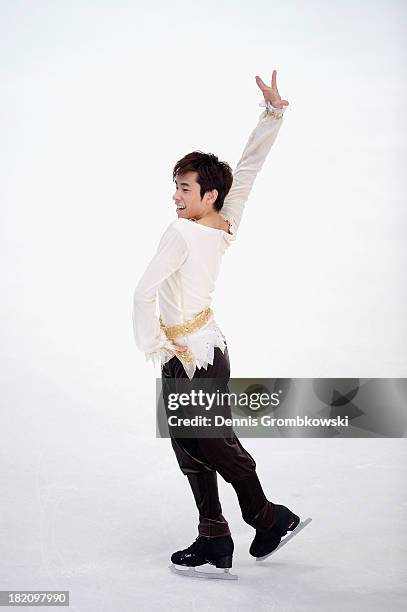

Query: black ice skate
[[169, 535, 238, 580], [250, 504, 312, 561]]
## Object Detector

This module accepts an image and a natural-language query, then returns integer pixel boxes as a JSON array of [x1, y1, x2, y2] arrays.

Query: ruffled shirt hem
[[145, 316, 227, 380]]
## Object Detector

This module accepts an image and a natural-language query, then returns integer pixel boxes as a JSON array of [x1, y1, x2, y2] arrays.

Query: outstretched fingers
[[256, 70, 280, 93], [255, 75, 267, 91], [271, 69, 277, 90]]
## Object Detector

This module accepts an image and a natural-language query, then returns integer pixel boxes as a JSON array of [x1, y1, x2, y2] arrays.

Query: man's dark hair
[[172, 151, 233, 212]]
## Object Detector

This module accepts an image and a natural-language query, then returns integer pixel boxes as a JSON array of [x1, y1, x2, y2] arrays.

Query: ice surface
[[1, 397, 406, 612]]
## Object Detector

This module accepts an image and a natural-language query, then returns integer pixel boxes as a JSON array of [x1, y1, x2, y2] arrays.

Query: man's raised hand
[[255, 70, 289, 109]]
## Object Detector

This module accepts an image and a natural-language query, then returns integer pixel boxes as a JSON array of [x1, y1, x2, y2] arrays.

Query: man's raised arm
[[220, 70, 289, 239]]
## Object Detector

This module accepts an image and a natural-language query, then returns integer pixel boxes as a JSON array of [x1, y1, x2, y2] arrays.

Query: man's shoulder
[[161, 217, 185, 233], [166, 217, 190, 237], [158, 218, 190, 247]]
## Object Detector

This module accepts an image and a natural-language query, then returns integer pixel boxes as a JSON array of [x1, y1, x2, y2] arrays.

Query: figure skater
[[133, 70, 302, 579]]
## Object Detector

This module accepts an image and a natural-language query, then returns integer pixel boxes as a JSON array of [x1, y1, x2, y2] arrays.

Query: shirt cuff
[[258, 99, 289, 116], [145, 336, 176, 367]]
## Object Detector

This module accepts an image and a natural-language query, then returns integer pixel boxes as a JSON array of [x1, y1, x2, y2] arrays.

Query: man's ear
[[208, 189, 219, 206]]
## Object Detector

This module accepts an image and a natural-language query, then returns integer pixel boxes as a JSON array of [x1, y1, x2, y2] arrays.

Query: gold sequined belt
[[159, 307, 213, 364]]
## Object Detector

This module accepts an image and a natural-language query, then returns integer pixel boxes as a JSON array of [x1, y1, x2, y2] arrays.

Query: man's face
[[172, 171, 216, 219]]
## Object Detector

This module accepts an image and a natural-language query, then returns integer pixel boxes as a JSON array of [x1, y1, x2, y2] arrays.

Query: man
[[132, 71, 300, 577]]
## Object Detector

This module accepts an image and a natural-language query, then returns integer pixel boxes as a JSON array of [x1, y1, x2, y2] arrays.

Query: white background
[[1, 1, 406, 610]]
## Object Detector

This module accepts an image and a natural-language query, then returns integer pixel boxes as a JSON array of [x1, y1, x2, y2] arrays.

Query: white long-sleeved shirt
[[132, 99, 289, 379]]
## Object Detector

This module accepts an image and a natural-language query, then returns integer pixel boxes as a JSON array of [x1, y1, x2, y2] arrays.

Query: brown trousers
[[161, 344, 275, 538]]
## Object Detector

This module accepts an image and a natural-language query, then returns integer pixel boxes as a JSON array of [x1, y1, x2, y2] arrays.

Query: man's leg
[[230, 471, 275, 530], [196, 435, 275, 530], [162, 347, 275, 534], [184, 346, 276, 531], [187, 471, 231, 538], [162, 357, 231, 538], [170, 436, 231, 538]]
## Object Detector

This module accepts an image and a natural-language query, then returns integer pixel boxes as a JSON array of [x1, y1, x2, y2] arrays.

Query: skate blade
[[169, 563, 238, 580], [256, 517, 313, 562]]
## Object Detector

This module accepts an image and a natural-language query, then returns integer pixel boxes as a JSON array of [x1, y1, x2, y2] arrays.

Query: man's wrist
[[258, 99, 289, 118]]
